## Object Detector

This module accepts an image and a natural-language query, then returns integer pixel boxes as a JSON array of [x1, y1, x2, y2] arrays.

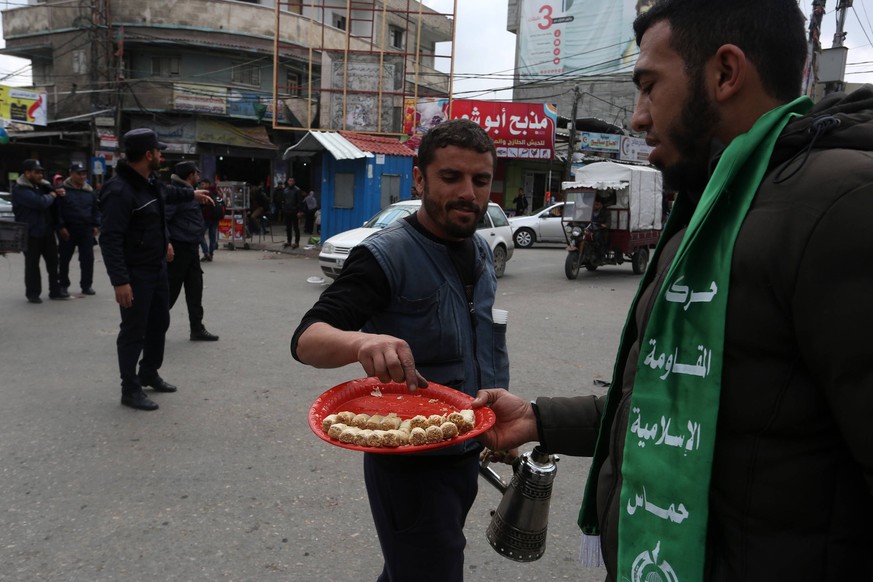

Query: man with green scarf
[[473, 0, 873, 580]]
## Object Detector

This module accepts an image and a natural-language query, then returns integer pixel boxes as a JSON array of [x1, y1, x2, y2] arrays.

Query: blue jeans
[[200, 220, 218, 257]]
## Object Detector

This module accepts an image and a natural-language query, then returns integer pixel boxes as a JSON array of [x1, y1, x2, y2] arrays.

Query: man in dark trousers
[[57, 163, 100, 296], [281, 176, 304, 248], [166, 161, 219, 342], [99, 128, 213, 411], [11, 159, 68, 303]]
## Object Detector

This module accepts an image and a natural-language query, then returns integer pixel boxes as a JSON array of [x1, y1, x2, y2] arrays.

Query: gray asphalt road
[[0, 240, 642, 581]]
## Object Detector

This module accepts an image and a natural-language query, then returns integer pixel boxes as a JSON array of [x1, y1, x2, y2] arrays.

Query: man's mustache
[[446, 201, 483, 215]]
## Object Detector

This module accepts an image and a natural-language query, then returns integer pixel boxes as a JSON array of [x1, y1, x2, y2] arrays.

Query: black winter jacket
[[11, 175, 57, 238], [282, 185, 303, 213], [57, 177, 100, 229], [166, 175, 206, 244], [99, 161, 194, 286], [535, 87, 873, 581]]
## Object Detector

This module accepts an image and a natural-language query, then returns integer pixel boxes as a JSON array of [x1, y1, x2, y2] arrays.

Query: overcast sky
[[2, 1, 872, 94], [422, 0, 873, 99]]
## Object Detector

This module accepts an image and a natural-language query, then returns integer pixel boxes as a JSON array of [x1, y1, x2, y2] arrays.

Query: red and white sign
[[450, 100, 557, 160], [402, 98, 556, 160]]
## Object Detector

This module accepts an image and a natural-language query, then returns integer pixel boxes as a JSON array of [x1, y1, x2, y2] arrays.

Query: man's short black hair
[[417, 118, 496, 177], [175, 161, 200, 179], [633, 0, 807, 103]]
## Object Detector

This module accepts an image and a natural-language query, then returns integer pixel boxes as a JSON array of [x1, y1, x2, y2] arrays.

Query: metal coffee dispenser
[[483, 446, 559, 562]]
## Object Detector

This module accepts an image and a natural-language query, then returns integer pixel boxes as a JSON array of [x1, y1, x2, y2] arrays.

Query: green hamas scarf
[[577, 96, 812, 580]]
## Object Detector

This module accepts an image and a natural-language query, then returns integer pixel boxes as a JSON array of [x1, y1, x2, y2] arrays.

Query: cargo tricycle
[[562, 161, 663, 279]]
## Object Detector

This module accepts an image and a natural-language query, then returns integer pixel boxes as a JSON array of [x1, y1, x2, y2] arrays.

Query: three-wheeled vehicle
[[562, 161, 663, 279]]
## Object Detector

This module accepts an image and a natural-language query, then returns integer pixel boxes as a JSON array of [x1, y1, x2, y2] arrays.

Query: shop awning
[[283, 131, 373, 160]]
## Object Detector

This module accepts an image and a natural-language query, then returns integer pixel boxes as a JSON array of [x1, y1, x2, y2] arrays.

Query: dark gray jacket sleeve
[[534, 395, 606, 457]]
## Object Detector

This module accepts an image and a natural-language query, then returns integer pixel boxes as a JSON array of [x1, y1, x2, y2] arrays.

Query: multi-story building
[[0, 0, 451, 192]]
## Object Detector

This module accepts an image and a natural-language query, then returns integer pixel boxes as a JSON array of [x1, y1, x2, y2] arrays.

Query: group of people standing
[[11, 159, 100, 302], [12, 128, 220, 412], [98, 128, 221, 411]]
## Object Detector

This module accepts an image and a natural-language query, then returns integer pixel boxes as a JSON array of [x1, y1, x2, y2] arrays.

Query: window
[[232, 62, 261, 87], [389, 26, 404, 50], [333, 13, 347, 30], [72, 49, 87, 75], [334, 173, 355, 208], [151, 56, 180, 77], [286, 70, 301, 97]]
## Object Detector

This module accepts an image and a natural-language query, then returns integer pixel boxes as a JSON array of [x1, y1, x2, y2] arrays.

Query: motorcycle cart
[[561, 161, 663, 279]]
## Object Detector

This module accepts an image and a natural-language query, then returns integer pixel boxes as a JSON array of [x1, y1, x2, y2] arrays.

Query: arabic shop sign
[[173, 83, 227, 115], [578, 131, 621, 153], [0, 84, 48, 126], [619, 136, 654, 163], [402, 98, 557, 160]]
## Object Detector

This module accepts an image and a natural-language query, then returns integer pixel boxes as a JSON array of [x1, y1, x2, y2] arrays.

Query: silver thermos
[[484, 445, 558, 562]]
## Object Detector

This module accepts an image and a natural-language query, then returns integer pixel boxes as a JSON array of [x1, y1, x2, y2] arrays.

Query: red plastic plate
[[308, 378, 495, 454]]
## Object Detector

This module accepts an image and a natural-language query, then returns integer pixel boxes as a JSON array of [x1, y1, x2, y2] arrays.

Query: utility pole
[[563, 85, 580, 184], [824, 0, 852, 95], [802, 0, 826, 98]]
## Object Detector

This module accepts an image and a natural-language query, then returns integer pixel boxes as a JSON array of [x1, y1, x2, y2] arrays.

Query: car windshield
[[363, 206, 416, 228]]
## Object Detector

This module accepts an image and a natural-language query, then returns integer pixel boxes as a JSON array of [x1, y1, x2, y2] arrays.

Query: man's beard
[[149, 155, 162, 172], [421, 183, 486, 239], [657, 73, 721, 195]]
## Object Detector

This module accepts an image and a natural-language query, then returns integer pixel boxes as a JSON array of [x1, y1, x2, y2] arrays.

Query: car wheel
[[513, 228, 535, 248], [492, 245, 507, 278]]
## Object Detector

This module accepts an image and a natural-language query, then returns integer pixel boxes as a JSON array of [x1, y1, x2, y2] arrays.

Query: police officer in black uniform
[[166, 161, 218, 342], [99, 128, 213, 411], [57, 162, 100, 296]]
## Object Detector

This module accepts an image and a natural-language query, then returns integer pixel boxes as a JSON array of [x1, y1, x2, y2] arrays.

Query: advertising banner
[[619, 135, 654, 163], [0, 84, 48, 126], [227, 90, 288, 122], [403, 98, 557, 160], [218, 217, 245, 242], [517, 0, 650, 79], [173, 83, 227, 115], [578, 131, 621, 153]]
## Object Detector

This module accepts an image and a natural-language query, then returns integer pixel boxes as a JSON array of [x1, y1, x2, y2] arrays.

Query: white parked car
[[508, 202, 569, 248], [319, 199, 514, 279], [0, 192, 15, 222]]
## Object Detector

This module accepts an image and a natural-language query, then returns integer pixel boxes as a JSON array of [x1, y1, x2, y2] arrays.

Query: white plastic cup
[[492, 308, 508, 325]]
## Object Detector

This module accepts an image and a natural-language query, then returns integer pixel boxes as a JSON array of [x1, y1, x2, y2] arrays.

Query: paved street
[[0, 237, 643, 581]]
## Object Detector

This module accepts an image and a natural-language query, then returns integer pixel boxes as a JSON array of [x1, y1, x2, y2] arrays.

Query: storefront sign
[[173, 83, 227, 115], [403, 98, 557, 160], [620, 135, 654, 163], [0, 84, 48, 126], [578, 131, 621, 153]]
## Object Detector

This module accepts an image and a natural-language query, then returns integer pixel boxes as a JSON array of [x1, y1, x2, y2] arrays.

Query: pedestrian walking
[[198, 178, 223, 262]]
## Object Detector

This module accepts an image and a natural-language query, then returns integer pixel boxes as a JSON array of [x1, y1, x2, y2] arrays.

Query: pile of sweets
[[321, 410, 476, 448]]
